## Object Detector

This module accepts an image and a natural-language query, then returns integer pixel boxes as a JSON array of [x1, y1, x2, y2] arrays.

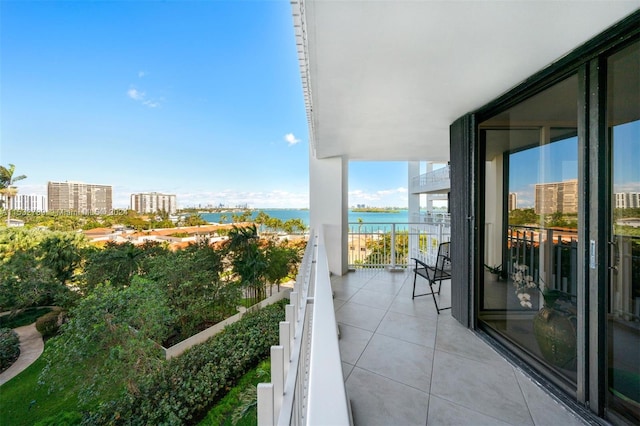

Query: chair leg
[[429, 280, 452, 314], [429, 281, 441, 314], [413, 273, 435, 298], [412, 272, 417, 299]]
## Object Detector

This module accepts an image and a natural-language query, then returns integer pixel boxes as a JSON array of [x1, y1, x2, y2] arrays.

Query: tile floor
[[332, 269, 588, 426]]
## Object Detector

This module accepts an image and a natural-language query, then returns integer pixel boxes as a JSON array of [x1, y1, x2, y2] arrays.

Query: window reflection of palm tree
[[0, 163, 27, 226]]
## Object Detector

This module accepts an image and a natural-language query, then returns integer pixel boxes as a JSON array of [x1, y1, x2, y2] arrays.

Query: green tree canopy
[[145, 240, 238, 340], [227, 225, 268, 303], [40, 278, 174, 408], [82, 240, 169, 291], [508, 208, 539, 226]]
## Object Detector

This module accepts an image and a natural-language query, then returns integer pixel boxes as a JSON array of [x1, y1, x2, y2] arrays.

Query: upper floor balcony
[[411, 165, 451, 195]]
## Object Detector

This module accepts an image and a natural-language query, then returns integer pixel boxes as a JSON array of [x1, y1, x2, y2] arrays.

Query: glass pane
[[480, 74, 579, 385], [607, 40, 640, 424]]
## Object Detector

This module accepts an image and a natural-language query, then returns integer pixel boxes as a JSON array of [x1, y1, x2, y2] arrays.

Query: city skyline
[[0, 1, 409, 209]]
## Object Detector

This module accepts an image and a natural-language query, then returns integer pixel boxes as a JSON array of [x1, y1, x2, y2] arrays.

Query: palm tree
[[0, 164, 27, 226]]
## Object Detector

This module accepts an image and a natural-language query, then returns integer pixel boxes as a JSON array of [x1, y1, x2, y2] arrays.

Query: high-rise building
[[534, 179, 578, 215], [130, 192, 177, 214], [615, 192, 640, 208], [47, 181, 113, 214], [508, 193, 517, 211]]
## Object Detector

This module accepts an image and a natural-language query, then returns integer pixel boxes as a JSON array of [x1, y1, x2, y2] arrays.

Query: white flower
[[517, 293, 531, 301], [512, 263, 539, 309]]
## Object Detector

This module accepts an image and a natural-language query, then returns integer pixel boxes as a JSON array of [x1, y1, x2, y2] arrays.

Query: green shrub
[[35, 310, 65, 339], [0, 328, 20, 373], [85, 299, 286, 425], [199, 359, 270, 425]]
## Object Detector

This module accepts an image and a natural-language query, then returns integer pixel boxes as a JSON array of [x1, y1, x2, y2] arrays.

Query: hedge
[[0, 328, 20, 373], [35, 310, 66, 339], [85, 299, 286, 425]]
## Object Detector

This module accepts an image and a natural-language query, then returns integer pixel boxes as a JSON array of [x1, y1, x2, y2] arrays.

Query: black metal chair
[[411, 242, 452, 314]]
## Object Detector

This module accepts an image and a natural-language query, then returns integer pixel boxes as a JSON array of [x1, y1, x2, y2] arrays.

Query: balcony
[[333, 269, 586, 425], [258, 227, 588, 425], [411, 165, 451, 195]]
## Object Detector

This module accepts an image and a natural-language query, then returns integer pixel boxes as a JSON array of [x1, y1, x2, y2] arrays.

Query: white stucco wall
[[309, 151, 348, 275]]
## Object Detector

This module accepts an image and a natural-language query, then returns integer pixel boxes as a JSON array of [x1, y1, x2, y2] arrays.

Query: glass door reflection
[[607, 41, 640, 424]]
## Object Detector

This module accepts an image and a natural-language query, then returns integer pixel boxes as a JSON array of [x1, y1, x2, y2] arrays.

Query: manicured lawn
[[0, 346, 81, 426], [198, 359, 270, 425]]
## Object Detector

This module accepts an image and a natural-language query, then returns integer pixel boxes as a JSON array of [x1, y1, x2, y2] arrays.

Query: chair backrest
[[435, 242, 451, 273]]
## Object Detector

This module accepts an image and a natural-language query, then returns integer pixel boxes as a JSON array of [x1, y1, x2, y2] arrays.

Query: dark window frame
[[450, 10, 640, 422]]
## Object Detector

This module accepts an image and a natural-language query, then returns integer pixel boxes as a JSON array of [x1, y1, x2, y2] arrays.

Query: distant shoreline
[[179, 207, 410, 214], [351, 208, 404, 213]]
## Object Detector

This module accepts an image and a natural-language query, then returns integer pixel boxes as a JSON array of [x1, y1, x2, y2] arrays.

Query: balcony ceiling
[[296, 1, 640, 162]]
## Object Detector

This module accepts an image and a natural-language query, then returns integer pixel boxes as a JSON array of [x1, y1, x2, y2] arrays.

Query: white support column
[[309, 151, 348, 275], [425, 162, 434, 211], [408, 161, 421, 259], [408, 161, 420, 220]]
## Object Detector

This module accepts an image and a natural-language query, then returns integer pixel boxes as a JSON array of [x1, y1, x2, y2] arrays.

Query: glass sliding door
[[606, 40, 640, 424], [479, 74, 579, 386]]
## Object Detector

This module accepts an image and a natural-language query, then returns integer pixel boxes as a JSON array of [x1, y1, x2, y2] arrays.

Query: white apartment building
[[130, 192, 177, 215], [9, 194, 47, 212], [615, 192, 640, 208]]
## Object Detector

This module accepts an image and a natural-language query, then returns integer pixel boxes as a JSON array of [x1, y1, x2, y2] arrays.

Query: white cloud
[[127, 87, 145, 101], [377, 187, 407, 196], [284, 133, 300, 146], [348, 187, 407, 207], [142, 100, 160, 108], [138, 71, 148, 78], [110, 187, 309, 210], [9, 184, 46, 197], [127, 86, 161, 108], [175, 189, 309, 209]]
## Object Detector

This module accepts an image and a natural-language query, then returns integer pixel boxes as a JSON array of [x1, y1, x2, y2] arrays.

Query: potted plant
[[484, 263, 504, 280], [512, 262, 577, 371]]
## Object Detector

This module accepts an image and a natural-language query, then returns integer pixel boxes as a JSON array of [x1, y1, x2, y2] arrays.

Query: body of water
[[200, 209, 409, 227]]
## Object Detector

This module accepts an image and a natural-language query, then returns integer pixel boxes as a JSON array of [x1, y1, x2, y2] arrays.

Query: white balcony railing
[[411, 211, 451, 224], [257, 227, 352, 426], [348, 221, 451, 269]]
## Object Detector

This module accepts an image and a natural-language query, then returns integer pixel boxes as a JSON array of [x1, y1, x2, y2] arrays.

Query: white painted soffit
[[291, 0, 640, 162]]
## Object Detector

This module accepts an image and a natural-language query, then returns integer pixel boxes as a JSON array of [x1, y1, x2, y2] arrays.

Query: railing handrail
[[258, 228, 352, 426], [348, 220, 450, 226], [307, 226, 351, 424]]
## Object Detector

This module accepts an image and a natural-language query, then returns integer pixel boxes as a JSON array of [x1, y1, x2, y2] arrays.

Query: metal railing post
[[258, 383, 274, 426], [280, 322, 291, 375], [390, 223, 396, 269], [271, 346, 284, 421]]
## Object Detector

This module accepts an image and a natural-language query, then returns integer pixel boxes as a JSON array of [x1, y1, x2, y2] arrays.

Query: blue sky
[[509, 137, 578, 208], [0, 0, 409, 209], [509, 121, 640, 208]]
